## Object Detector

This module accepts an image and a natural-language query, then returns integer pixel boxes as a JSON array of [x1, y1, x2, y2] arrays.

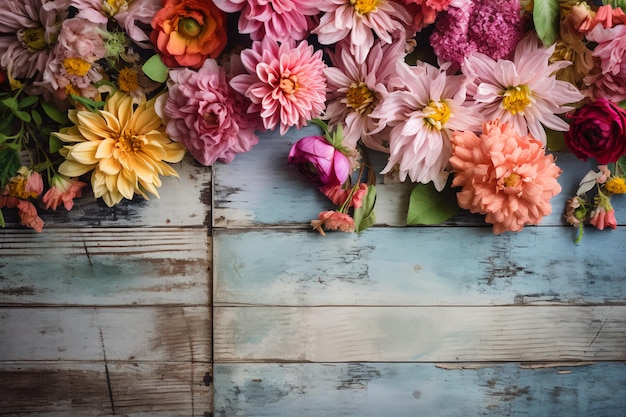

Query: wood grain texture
[[0, 306, 211, 362], [213, 362, 626, 417], [0, 227, 210, 306], [214, 227, 626, 307], [0, 361, 212, 416], [212, 126, 606, 228], [214, 306, 626, 362]]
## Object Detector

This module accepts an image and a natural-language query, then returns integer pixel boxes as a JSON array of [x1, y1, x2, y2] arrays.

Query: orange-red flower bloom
[[150, 0, 228, 69]]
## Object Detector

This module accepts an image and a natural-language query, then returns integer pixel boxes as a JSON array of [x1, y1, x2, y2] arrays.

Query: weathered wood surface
[[212, 127, 626, 416], [214, 362, 626, 417], [0, 156, 212, 415]]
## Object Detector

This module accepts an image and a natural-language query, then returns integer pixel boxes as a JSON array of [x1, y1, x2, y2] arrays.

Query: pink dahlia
[[157, 58, 261, 166], [213, 0, 319, 42], [313, 0, 409, 64], [0, 0, 69, 82], [230, 38, 327, 135], [71, 0, 159, 46], [583, 24, 626, 102], [430, 0, 525, 70], [323, 38, 406, 151], [462, 34, 584, 145], [369, 61, 483, 191], [449, 120, 562, 234]]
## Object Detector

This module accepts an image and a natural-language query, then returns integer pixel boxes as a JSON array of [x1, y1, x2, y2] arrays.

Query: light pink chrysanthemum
[[583, 24, 626, 102], [70, 0, 159, 46], [230, 38, 327, 135], [313, 0, 409, 64], [449, 120, 562, 234], [0, 0, 70, 81], [323, 38, 406, 152], [213, 0, 319, 42], [462, 34, 584, 145], [369, 61, 483, 191], [157, 58, 261, 166]]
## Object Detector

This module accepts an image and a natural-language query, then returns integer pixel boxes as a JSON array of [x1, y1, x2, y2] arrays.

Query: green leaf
[[41, 100, 70, 124], [406, 183, 459, 225], [19, 95, 39, 109], [0, 209, 5, 229], [15, 110, 31, 122], [545, 127, 566, 151], [31, 109, 42, 127], [142, 54, 170, 83], [533, 0, 560, 46], [49, 134, 63, 154], [616, 155, 626, 177], [1, 97, 18, 111], [353, 185, 376, 232]]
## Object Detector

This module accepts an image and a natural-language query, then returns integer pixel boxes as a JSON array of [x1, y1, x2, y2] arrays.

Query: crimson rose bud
[[564, 99, 626, 164], [288, 135, 350, 187]]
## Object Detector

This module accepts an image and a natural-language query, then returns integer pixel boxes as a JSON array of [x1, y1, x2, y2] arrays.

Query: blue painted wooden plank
[[213, 127, 610, 227], [214, 362, 626, 417], [214, 227, 626, 306]]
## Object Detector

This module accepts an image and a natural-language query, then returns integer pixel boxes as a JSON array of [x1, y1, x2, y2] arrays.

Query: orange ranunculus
[[150, 0, 228, 69]]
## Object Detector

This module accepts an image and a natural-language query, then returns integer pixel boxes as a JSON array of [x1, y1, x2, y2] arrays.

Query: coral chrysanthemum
[[449, 120, 562, 234], [370, 61, 483, 191], [230, 38, 327, 135], [462, 34, 584, 145], [54, 92, 187, 207]]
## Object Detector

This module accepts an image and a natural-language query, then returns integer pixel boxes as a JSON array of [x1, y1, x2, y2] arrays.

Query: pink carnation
[[42, 175, 87, 211], [589, 206, 617, 231], [0, 195, 44, 232], [583, 24, 626, 102], [158, 58, 260, 166], [449, 120, 562, 234], [311, 210, 355, 236], [230, 38, 327, 135]]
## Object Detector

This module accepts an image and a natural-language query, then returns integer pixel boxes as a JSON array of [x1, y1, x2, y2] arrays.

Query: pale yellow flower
[[54, 92, 186, 207]]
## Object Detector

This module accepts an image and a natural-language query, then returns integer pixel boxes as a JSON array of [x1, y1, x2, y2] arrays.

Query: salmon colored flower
[[0, 195, 44, 232], [150, 0, 228, 69], [310, 210, 355, 236], [450, 120, 562, 234], [54, 92, 187, 207], [6, 167, 43, 200], [42, 174, 88, 211], [589, 206, 617, 231]]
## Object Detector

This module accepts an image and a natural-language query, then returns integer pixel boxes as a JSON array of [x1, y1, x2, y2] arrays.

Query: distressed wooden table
[[2, 125, 626, 416]]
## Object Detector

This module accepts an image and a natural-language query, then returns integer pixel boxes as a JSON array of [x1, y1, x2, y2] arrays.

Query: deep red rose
[[564, 99, 626, 164]]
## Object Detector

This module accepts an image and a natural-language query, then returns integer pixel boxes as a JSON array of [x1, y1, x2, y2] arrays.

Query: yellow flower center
[[103, 0, 128, 16], [65, 84, 79, 97], [178, 17, 202, 38], [7, 176, 36, 199], [424, 100, 451, 130], [117, 133, 143, 153], [63, 57, 91, 77], [280, 74, 298, 95], [502, 85, 532, 115], [346, 82, 375, 114], [351, 0, 379, 15], [503, 173, 522, 188], [117, 67, 139, 93], [20, 27, 47, 52], [606, 177, 626, 194]]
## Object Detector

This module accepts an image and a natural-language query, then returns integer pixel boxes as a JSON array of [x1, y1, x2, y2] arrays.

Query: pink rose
[[288, 136, 351, 187], [564, 99, 626, 164]]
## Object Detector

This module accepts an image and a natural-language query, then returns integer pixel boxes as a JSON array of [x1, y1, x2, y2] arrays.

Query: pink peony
[[42, 175, 88, 211], [230, 38, 327, 135], [288, 135, 351, 187], [213, 0, 319, 42], [564, 99, 626, 164], [449, 120, 562, 234], [583, 24, 626, 102], [157, 58, 260, 166]]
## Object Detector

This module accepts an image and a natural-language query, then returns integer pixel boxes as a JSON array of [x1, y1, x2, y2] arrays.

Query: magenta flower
[[213, 0, 319, 42], [230, 38, 327, 135], [564, 99, 626, 164], [157, 58, 261, 166], [288, 135, 351, 187], [42, 175, 87, 211]]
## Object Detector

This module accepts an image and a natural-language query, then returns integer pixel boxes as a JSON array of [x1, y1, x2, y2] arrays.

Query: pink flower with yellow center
[[449, 120, 562, 234], [230, 38, 327, 135]]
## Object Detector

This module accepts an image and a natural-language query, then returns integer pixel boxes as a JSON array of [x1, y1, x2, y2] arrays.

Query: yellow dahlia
[[54, 92, 186, 207]]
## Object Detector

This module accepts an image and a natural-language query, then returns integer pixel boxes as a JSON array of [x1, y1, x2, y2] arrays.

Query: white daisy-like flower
[[462, 33, 585, 145], [370, 61, 483, 190], [313, 0, 408, 64]]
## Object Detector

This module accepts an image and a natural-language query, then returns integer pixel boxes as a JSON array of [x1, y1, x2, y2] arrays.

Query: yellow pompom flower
[[54, 92, 186, 207], [605, 177, 626, 194]]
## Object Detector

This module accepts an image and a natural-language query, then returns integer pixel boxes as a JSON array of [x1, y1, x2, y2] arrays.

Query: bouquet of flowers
[[0, 0, 625, 243]]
